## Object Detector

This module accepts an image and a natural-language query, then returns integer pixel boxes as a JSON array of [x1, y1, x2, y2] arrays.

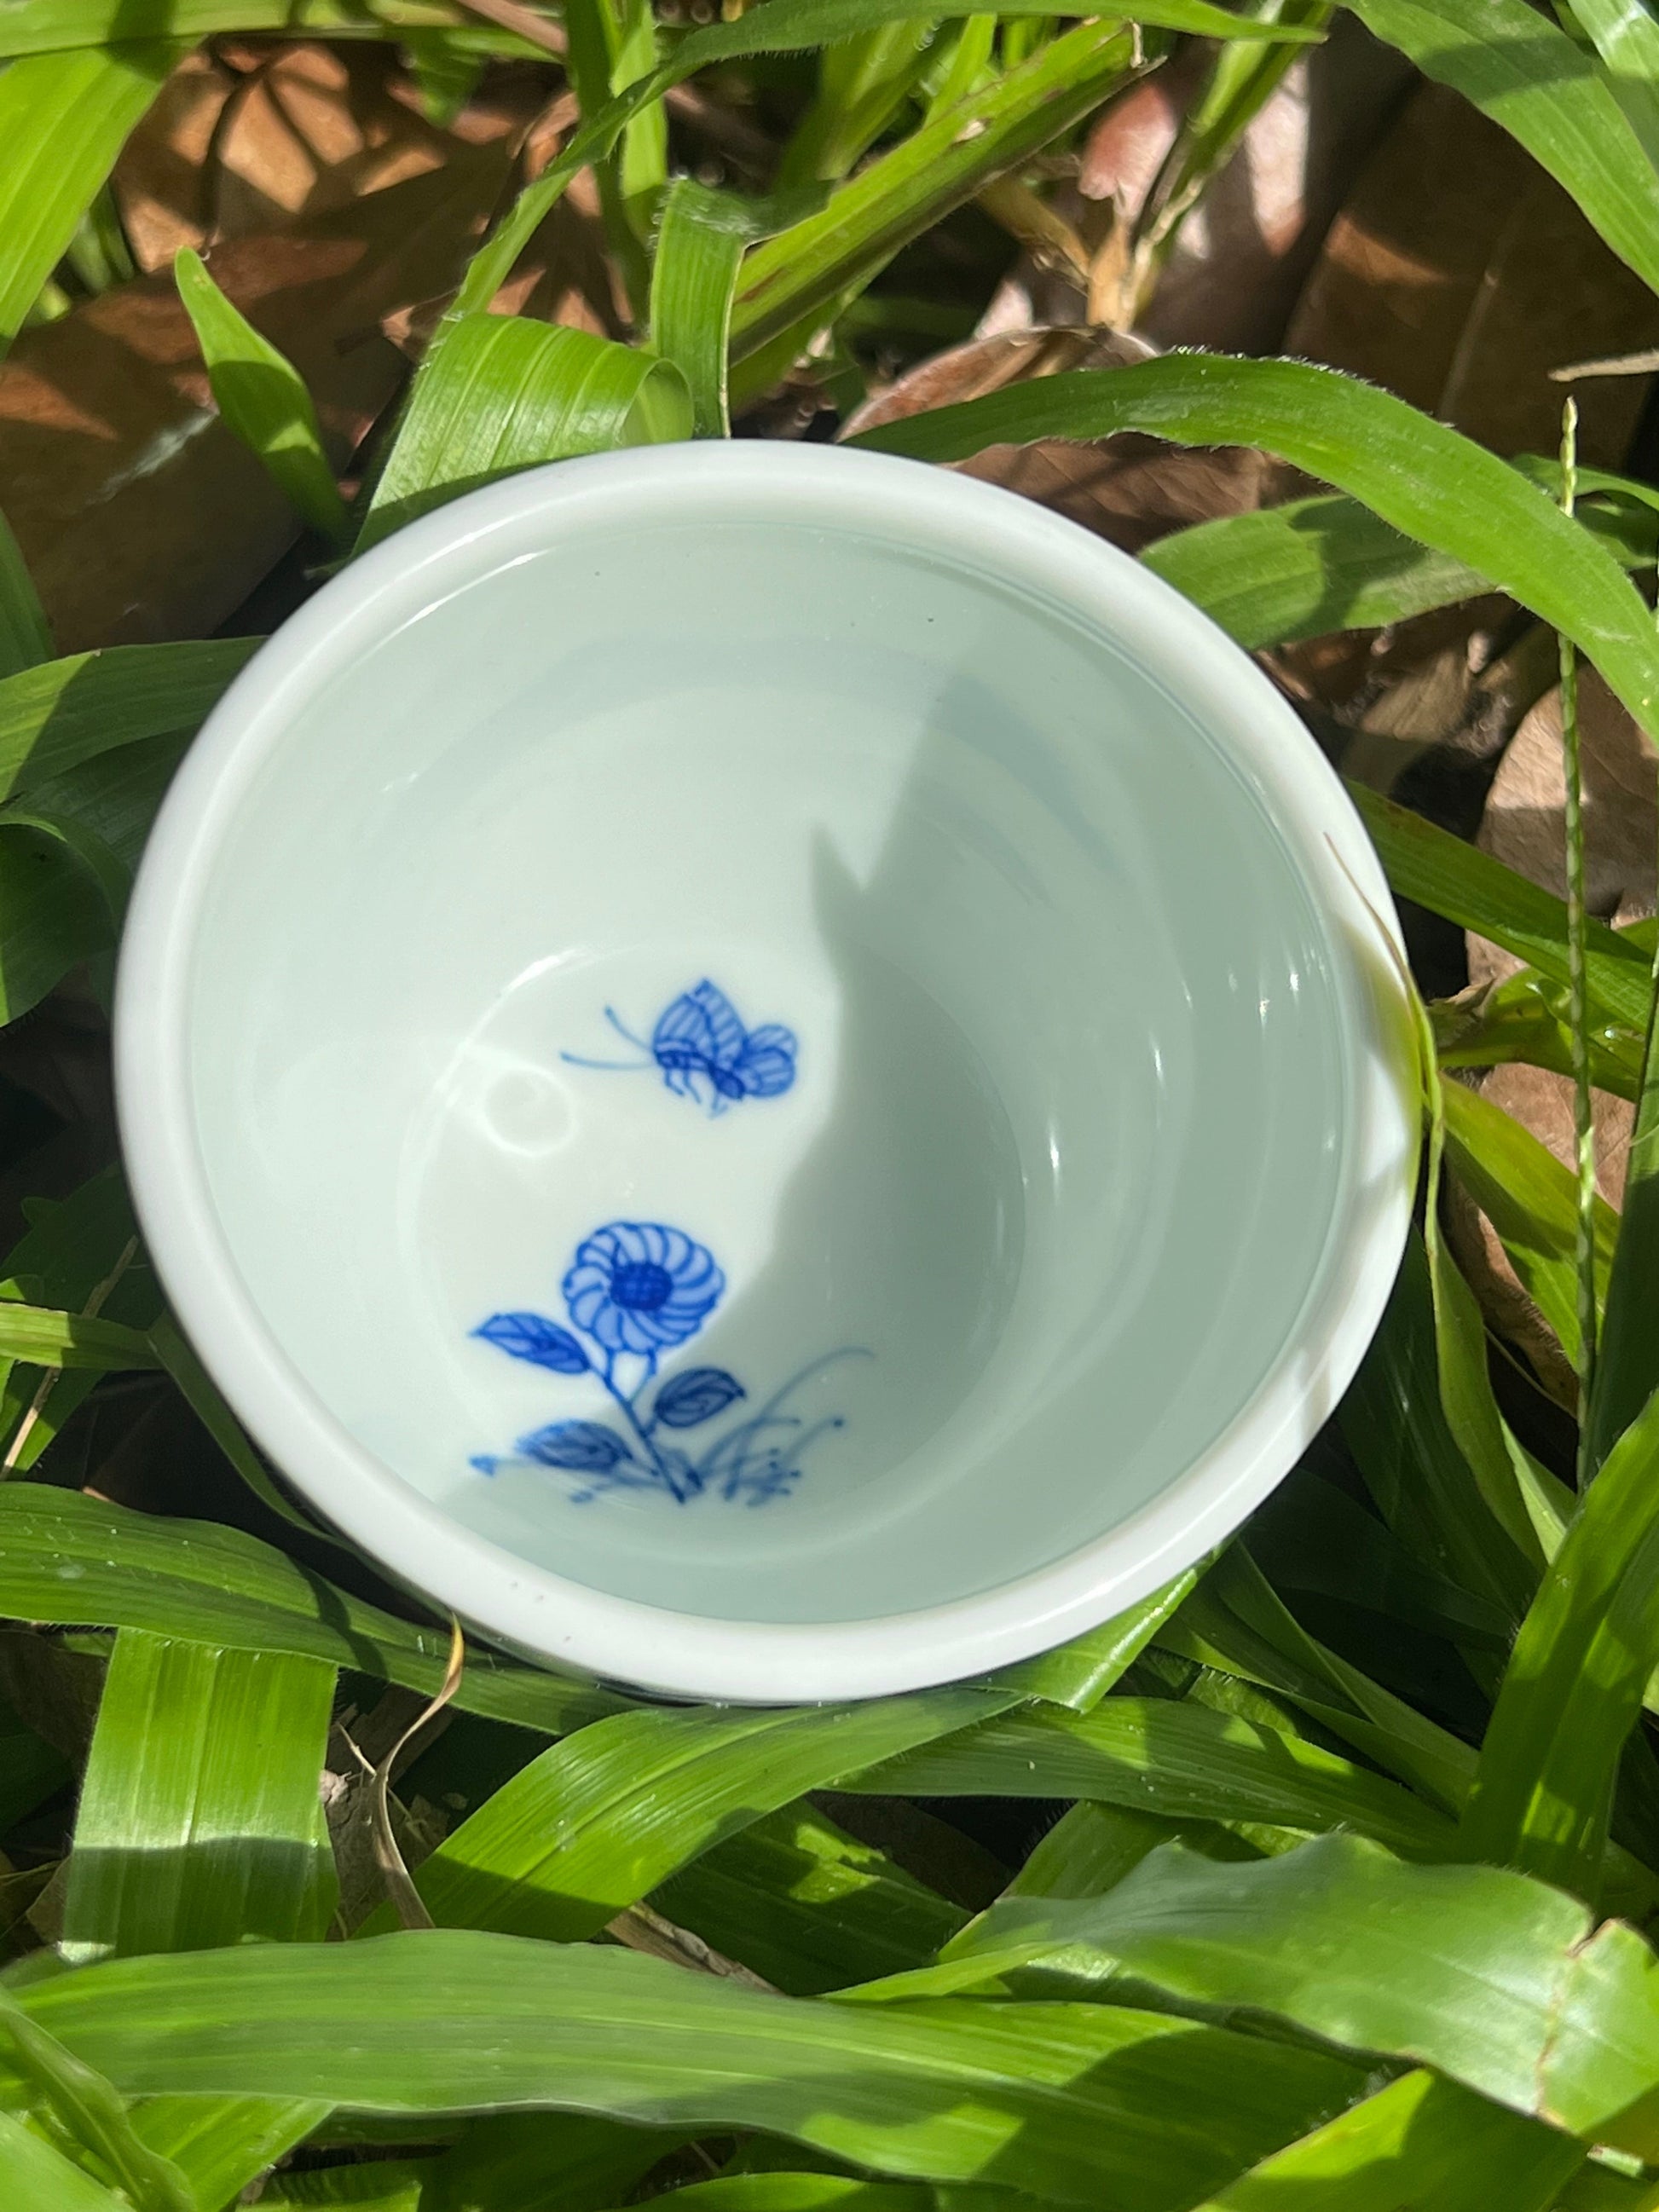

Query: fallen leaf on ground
[[1287, 81, 1659, 464]]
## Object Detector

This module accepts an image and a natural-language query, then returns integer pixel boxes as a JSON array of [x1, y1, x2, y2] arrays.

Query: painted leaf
[[654, 1366, 746, 1428], [517, 1420, 632, 1473], [475, 1312, 589, 1375]]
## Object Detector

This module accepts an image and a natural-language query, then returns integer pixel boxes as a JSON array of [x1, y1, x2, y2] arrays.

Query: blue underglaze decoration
[[471, 1218, 865, 1505], [562, 980, 797, 1114]]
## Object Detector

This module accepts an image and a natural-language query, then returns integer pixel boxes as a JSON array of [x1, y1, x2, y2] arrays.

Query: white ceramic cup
[[116, 442, 1417, 1703]]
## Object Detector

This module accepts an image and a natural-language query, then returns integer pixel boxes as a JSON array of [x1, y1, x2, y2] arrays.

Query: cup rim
[[115, 440, 1416, 1703]]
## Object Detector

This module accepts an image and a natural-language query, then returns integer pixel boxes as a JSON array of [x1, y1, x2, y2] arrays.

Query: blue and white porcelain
[[114, 443, 1416, 1703]]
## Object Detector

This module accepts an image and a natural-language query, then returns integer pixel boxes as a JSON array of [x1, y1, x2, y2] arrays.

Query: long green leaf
[[1567, 0, 1659, 168], [63, 1630, 338, 1961], [0, 1990, 193, 2212], [848, 356, 1659, 743], [0, 45, 175, 355], [400, 1691, 1012, 1942], [12, 1931, 1370, 2206], [0, 0, 521, 55], [1442, 1077, 1617, 1371], [0, 511, 49, 683], [649, 182, 813, 437], [730, 20, 1139, 362], [0, 2109, 124, 2211], [653, 1802, 968, 1995], [0, 823, 113, 1025], [0, 1483, 623, 1737], [989, 1568, 1204, 1711], [1202, 2069, 1582, 2211], [1460, 1381, 1659, 1899], [361, 314, 691, 551], [1340, 0, 1659, 296], [844, 1698, 1457, 1857], [0, 1302, 155, 1370], [129, 2098, 329, 2212], [0, 641, 258, 806], [1350, 784, 1652, 1034], [1587, 937, 1659, 1475], [175, 248, 350, 546], [859, 1833, 1659, 2156], [442, 0, 1309, 344], [1142, 480, 1659, 650], [0, 1170, 157, 1472], [1340, 1230, 1535, 1641]]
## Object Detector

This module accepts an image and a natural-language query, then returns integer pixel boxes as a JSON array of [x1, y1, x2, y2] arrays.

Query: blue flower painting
[[562, 980, 797, 1115], [471, 1218, 863, 1505]]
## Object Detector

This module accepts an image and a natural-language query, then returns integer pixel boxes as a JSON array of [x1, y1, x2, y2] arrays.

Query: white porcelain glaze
[[115, 442, 1416, 1702]]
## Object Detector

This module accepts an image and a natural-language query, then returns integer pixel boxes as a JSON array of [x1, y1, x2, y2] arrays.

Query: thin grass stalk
[[1558, 396, 1599, 1464]]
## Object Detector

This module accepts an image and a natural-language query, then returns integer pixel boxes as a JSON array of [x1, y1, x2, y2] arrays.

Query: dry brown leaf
[[1287, 81, 1659, 464], [211, 44, 453, 237], [0, 147, 514, 649], [841, 325, 1151, 436], [977, 24, 1408, 352], [844, 326, 1282, 555], [110, 50, 238, 271]]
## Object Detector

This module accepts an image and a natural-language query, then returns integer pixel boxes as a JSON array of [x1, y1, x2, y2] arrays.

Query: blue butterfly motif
[[562, 979, 797, 1115]]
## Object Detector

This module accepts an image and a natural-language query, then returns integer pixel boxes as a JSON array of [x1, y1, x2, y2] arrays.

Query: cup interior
[[167, 452, 1384, 1637]]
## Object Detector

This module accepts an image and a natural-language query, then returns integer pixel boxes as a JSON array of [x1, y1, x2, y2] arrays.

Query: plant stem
[[1559, 395, 1599, 1468]]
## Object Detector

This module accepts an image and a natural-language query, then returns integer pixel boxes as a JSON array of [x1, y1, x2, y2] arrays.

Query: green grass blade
[[777, 20, 945, 188], [1204, 2069, 1581, 2211], [1460, 1381, 1659, 1899], [361, 315, 691, 551], [58, 1629, 343, 2201], [63, 1630, 338, 1961], [649, 182, 770, 437], [11, 1932, 1370, 2203], [1349, 784, 1652, 1033], [0, 1990, 193, 2212], [174, 249, 350, 546], [652, 1802, 968, 1994], [680, 0, 1318, 51], [408, 2113, 673, 2212], [1167, 1551, 1477, 1815], [847, 355, 1659, 742], [988, 1566, 1204, 1709], [845, 1699, 1458, 1857], [1587, 963, 1659, 1474], [0, 821, 117, 1025], [442, 0, 1308, 350], [0, 46, 175, 356], [0, 1482, 624, 1737], [0, 641, 258, 806], [0, 0, 532, 54], [873, 1834, 1604, 2108], [0, 1302, 155, 1370], [128, 2098, 330, 2212], [396, 1691, 1012, 1941], [0, 510, 49, 682], [1340, 0, 1659, 295], [1442, 1078, 1616, 1373], [1340, 1231, 1535, 1637], [730, 20, 1141, 361], [0, 1169, 157, 1472], [0, 2110, 125, 2212], [1566, 0, 1659, 169], [1143, 482, 1659, 650]]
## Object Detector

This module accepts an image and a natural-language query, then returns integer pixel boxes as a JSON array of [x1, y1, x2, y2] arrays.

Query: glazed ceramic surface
[[115, 442, 1415, 1701]]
